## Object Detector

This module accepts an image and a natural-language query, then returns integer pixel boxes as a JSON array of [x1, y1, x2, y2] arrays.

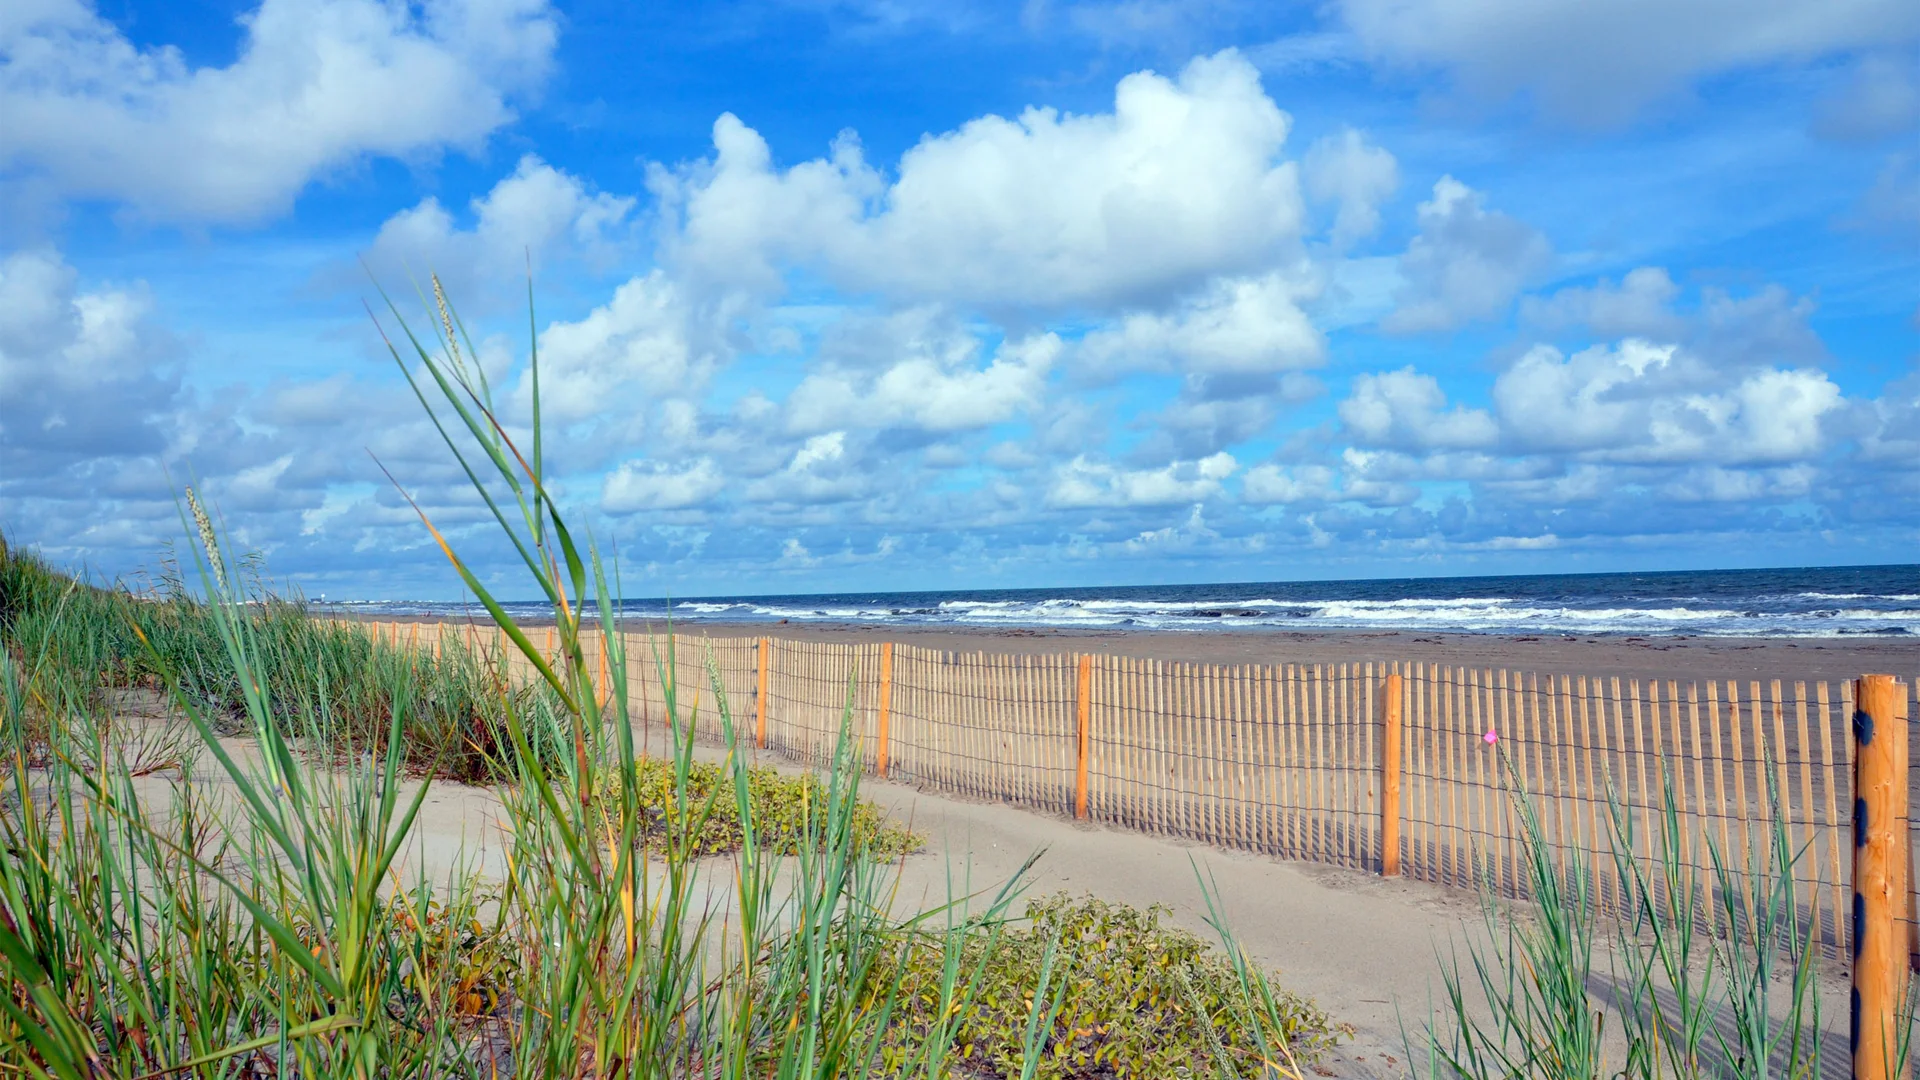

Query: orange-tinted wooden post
[[1853, 674, 1907, 1080], [755, 637, 771, 749], [1076, 655, 1093, 820], [876, 643, 895, 777], [1382, 671, 1405, 877]]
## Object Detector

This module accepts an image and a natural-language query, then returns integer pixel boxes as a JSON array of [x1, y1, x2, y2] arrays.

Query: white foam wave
[[339, 579, 1920, 638]]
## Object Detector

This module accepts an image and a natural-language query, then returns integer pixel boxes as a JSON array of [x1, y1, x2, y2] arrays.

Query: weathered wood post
[[1076, 654, 1093, 820], [877, 643, 894, 777], [1382, 670, 1404, 877], [755, 637, 771, 749], [1853, 673, 1907, 1080]]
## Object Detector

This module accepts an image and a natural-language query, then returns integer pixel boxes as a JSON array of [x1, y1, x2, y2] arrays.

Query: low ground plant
[[596, 755, 922, 857], [876, 892, 1337, 1078]]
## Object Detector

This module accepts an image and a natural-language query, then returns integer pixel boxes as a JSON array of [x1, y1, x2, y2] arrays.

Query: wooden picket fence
[[351, 619, 1917, 962]]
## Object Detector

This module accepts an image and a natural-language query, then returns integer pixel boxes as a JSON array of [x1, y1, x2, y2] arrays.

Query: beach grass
[[1410, 744, 1908, 1079], [0, 279, 1336, 1078]]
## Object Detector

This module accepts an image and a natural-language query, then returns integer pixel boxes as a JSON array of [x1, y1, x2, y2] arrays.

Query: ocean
[[323, 563, 1920, 638]]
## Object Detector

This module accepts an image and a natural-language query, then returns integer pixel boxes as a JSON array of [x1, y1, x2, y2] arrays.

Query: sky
[[1, 0, 1917, 601]]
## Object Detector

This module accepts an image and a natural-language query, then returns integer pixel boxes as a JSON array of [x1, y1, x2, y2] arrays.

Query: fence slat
[[388, 619, 1891, 958]]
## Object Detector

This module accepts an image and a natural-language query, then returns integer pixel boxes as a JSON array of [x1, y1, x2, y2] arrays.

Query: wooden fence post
[[756, 637, 771, 749], [877, 643, 894, 777], [1382, 670, 1404, 877], [1076, 654, 1092, 820], [1853, 673, 1907, 1080]]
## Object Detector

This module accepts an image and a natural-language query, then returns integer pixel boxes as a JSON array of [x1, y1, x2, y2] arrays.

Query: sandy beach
[[356, 611, 1920, 686]]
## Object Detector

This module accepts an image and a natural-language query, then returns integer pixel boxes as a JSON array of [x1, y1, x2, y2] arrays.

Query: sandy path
[[120, 697, 1851, 1078], [372, 745, 1474, 1077]]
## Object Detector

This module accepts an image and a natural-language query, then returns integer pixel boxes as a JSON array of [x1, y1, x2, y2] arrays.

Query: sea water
[[325, 564, 1920, 638]]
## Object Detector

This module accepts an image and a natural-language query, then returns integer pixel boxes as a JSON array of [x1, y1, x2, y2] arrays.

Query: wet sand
[[346, 610, 1920, 685], [569, 619, 1912, 686]]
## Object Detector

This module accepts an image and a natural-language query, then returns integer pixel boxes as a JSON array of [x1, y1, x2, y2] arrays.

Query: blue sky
[[2, 0, 1916, 601]]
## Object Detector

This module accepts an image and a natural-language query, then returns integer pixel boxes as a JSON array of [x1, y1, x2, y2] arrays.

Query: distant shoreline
[[333, 612, 1920, 685]]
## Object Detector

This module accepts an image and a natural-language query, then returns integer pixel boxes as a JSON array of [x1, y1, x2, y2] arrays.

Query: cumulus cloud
[[364, 156, 635, 298], [1340, 367, 1497, 449], [1303, 128, 1399, 248], [1382, 176, 1551, 333], [1337, 0, 1920, 125], [0, 0, 558, 224], [1137, 371, 1322, 458], [1076, 272, 1324, 375], [1520, 266, 1686, 339], [650, 50, 1307, 312], [530, 270, 727, 426], [1491, 339, 1842, 464], [1315, 265, 1858, 547], [1048, 452, 1237, 508], [787, 332, 1059, 435], [0, 248, 179, 467], [744, 431, 873, 505], [1857, 369, 1920, 465], [603, 457, 725, 512], [1242, 462, 1337, 503]]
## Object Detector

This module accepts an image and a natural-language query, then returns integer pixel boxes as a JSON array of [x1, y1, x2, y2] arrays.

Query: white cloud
[[1118, 504, 1220, 554], [778, 537, 818, 566], [603, 457, 725, 512], [365, 156, 635, 296], [1048, 451, 1237, 508], [652, 50, 1307, 312], [1077, 272, 1324, 375], [531, 270, 724, 425], [649, 117, 881, 296], [1, 0, 558, 224], [1338, 0, 1920, 125], [1303, 128, 1399, 248], [1139, 374, 1320, 458], [1656, 464, 1816, 502], [1336, 448, 1422, 505], [744, 431, 872, 505], [1339, 367, 1497, 449], [0, 248, 178, 463], [1858, 370, 1920, 464], [1242, 462, 1338, 503], [1479, 533, 1559, 550], [1491, 338, 1843, 464], [1382, 176, 1551, 333], [787, 331, 1059, 434], [1520, 266, 1686, 339]]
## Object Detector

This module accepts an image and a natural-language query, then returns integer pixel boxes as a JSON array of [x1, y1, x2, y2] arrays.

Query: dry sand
[[674, 622, 1920, 685]]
